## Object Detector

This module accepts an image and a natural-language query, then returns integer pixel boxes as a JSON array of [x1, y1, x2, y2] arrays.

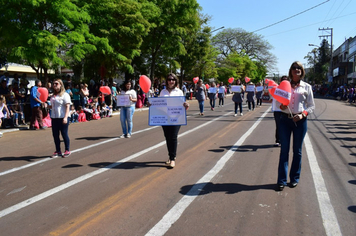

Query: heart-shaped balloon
[[268, 80, 291, 105], [37, 87, 48, 102], [205, 84, 210, 89], [245, 77, 251, 83], [193, 77, 199, 84], [139, 75, 151, 93], [99, 86, 111, 95], [268, 80, 278, 88], [228, 77, 234, 83]]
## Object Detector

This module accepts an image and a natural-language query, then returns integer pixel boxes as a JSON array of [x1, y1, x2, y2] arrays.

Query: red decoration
[[99, 86, 111, 95], [139, 75, 151, 93], [268, 80, 292, 105], [37, 87, 49, 102], [228, 77, 234, 84], [245, 77, 251, 83], [205, 84, 210, 89], [268, 80, 278, 88], [193, 77, 199, 84]]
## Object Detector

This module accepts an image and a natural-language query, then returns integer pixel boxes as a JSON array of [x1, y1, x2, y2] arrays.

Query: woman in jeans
[[232, 79, 244, 116], [195, 79, 207, 115], [277, 61, 315, 191], [119, 80, 137, 138], [50, 79, 71, 158]]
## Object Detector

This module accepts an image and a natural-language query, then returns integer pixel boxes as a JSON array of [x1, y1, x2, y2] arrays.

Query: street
[[0, 97, 355, 236]]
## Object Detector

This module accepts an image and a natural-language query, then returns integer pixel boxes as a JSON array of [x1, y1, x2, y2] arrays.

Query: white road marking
[[7, 186, 27, 196], [145, 108, 271, 236], [0, 111, 233, 218], [304, 133, 342, 236]]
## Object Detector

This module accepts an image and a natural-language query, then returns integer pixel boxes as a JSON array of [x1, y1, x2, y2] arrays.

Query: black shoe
[[276, 184, 285, 191], [290, 182, 298, 188]]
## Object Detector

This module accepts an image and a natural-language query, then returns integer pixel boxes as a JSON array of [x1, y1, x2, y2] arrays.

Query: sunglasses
[[291, 66, 302, 70], [167, 78, 176, 81], [53, 82, 60, 85]]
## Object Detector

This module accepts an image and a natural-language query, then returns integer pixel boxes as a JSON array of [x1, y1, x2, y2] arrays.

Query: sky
[[197, 0, 356, 77]]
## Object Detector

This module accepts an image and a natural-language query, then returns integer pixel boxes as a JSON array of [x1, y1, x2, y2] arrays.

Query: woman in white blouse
[[148, 73, 189, 168], [50, 79, 71, 158], [119, 80, 137, 138], [277, 61, 315, 191]]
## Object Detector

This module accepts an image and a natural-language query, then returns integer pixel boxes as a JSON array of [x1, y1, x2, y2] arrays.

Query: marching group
[[1, 61, 315, 189]]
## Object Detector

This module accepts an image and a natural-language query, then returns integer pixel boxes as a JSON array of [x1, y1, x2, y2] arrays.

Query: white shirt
[[121, 89, 137, 106], [271, 98, 281, 112], [159, 87, 184, 97], [50, 93, 71, 118], [282, 80, 315, 115]]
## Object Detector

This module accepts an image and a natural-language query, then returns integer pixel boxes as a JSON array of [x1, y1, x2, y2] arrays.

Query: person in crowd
[[119, 80, 137, 138], [65, 84, 73, 97], [246, 82, 256, 111], [46, 81, 54, 101], [0, 78, 10, 100], [136, 86, 145, 108], [49, 79, 71, 158], [0, 95, 11, 137], [111, 82, 118, 110], [218, 82, 226, 107], [11, 73, 20, 86], [208, 82, 217, 111], [272, 76, 288, 147], [69, 105, 78, 123], [92, 104, 101, 120], [10, 100, 25, 126], [255, 82, 263, 107], [80, 83, 89, 107], [232, 79, 245, 116], [277, 61, 315, 191], [30, 79, 47, 130], [71, 83, 80, 109], [195, 79, 207, 115], [77, 106, 87, 122], [147, 73, 189, 168]]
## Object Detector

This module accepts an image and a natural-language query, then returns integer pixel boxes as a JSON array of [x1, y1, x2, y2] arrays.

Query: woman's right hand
[[280, 105, 288, 110], [146, 102, 151, 107]]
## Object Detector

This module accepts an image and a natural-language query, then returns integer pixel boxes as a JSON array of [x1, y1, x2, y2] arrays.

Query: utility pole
[[319, 27, 333, 83]]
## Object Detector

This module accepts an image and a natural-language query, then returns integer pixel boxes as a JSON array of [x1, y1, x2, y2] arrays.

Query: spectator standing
[[111, 82, 118, 110], [29, 80, 47, 130], [71, 83, 80, 109], [79, 83, 89, 107], [50, 79, 71, 158], [0, 95, 11, 137]]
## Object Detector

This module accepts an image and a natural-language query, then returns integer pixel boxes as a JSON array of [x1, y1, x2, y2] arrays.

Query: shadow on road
[[88, 161, 169, 169], [75, 136, 117, 141], [0, 155, 48, 162], [348, 206, 356, 213], [209, 144, 277, 153], [179, 182, 276, 196]]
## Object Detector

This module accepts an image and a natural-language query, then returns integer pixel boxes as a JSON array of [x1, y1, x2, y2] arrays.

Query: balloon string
[[287, 106, 297, 127]]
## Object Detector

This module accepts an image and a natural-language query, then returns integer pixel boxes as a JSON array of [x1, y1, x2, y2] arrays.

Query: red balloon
[[139, 75, 151, 93], [245, 77, 251, 83], [205, 84, 210, 89], [37, 87, 48, 102], [193, 77, 199, 84], [99, 86, 111, 95], [268, 80, 291, 105], [268, 80, 278, 88], [228, 77, 234, 83], [265, 78, 270, 84]]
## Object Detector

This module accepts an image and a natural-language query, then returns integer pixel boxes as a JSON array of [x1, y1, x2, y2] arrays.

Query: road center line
[[145, 108, 271, 236], [0, 110, 233, 218]]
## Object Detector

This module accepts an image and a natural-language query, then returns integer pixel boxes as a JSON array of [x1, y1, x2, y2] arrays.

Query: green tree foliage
[[212, 28, 276, 72], [138, 0, 201, 81], [0, 0, 104, 80]]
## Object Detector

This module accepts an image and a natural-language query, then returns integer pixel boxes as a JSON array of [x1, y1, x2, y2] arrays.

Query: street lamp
[[308, 44, 318, 47]]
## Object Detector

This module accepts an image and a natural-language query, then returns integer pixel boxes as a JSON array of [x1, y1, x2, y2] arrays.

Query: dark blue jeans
[[209, 99, 215, 108], [273, 112, 282, 143], [277, 114, 307, 185], [52, 118, 70, 153], [162, 125, 181, 160], [234, 102, 242, 114], [198, 100, 204, 113]]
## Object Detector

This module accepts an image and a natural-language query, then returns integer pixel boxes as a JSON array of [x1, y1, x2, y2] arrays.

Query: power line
[[252, 0, 330, 33]]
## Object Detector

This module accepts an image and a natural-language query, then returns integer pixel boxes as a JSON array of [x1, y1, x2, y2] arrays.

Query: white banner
[[116, 94, 131, 107], [148, 96, 187, 126], [208, 87, 217, 93], [256, 86, 263, 92], [274, 88, 291, 100], [246, 85, 255, 92]]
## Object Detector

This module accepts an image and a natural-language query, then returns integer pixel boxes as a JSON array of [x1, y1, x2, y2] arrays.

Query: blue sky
[[197, 0, 356, 77]]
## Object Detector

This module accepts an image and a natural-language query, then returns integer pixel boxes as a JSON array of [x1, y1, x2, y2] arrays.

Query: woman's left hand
[[183, 102, 189, 110], [293, 114, 303, 122], [63, 118, 68, 124]]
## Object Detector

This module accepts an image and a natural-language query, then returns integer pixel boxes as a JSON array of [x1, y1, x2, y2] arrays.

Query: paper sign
[[116, 94, 131, 107], [274, 88, 291, 100], [246, 85, 255, 92], [231, 85, 241, 93], [256, 86, 264, 92], [148, 96, 187, 126], [208, 87, 217, 93]]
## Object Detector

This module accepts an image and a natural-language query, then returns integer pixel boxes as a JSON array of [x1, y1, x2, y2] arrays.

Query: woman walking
[[208, 82, 217, 111], [277, 61, 315, 191], [218, 82, 226, 107], [232, 79, 244, 116], [195, 79, 207, 115], [119, 80, 137, 138], [50, 79, 71, 158]]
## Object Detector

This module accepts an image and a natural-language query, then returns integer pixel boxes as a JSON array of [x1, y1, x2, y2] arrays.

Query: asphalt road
[[0, 96, 355, 236]]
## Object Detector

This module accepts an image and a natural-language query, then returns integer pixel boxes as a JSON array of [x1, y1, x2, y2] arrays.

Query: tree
[[212, 28, 276, 72], [139, 0, 201, 82], [0, 0, 104, 80]]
